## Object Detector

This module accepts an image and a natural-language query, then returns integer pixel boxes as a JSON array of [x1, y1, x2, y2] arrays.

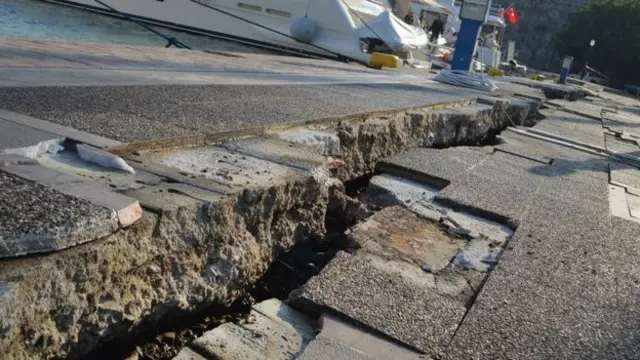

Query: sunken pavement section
[[1, 39, 640, 360]]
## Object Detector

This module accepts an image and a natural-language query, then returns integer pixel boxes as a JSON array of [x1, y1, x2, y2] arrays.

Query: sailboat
[[40, 0, 429, 65]]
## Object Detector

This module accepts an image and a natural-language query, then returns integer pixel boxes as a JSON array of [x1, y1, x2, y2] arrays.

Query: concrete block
[[3, 163, 142, 227]]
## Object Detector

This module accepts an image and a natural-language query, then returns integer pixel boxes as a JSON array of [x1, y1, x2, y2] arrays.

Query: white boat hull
[[43, 0, 428, 64]]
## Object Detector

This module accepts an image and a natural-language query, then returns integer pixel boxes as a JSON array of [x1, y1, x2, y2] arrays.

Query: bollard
[[558, 56, 573, 84]]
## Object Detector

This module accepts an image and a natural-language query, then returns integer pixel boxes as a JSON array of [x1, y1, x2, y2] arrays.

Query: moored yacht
[[40, 0, 429, 64]]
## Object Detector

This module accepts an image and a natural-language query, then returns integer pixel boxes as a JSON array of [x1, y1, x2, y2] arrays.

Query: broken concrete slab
[[297, 335, 375, 360], [172, 347, 208, 360], [348, 206, 463, 273], [610, 184, 632, 221], [220, 136, 328, 172], [146, 145, 306, 193], [0, 169, 117, 258], [379, 146, 490, 188], [37, 150, 164, 192], [275, 129, 341, 156], [0, 118, 62, 151], [301, 313, 424, 360], [0, 153, 38, 166], [366, 174, 440, 207], [291, 251, 466, 357], [0, 109, 121, 149], [3, 162, 143, 227], [627, 192, 640, 220], [496, 129, 604, 168], [531, 110, 605, 149], [605, 134, 640, 157], [177, 299, 314, 360], [189, 323, 270, 360], [435, 151, 546, 227], [610, 161, 640, 195]]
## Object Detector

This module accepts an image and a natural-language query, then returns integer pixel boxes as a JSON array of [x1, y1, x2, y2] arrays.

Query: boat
[[39, 0, 429, 65]]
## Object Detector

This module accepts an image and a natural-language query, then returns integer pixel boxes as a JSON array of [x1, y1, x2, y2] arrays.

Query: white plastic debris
[[77, 144, 135, 174]]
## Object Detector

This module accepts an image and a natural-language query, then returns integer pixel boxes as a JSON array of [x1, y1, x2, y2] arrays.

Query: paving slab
[[445, 264, 620, 360], [309, 313, 425, 360], [610, 161, 640, 194], [348, 206, 463, 273], [0, 169, 117, 258], [291, 251, 466, 357], [446, 158, 622, 359], [379, 147, 490, 188], [182, 299, 314, 360], [435, 151, 546, 227], [2, 162, 143, 227], [0, 118, 62, 150], [0, 109, 120, 149], [366, 174, 440, 209], [220, 136, 327, 172], [496, 130, 605, 171], [146, 145, 306, 193], [298, 335, 375, 360], [532, 110, 605, 149], [605, 134, 640, 157]]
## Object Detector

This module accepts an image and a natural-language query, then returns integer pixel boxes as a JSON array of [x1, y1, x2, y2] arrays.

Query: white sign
[[459, 0, 491, 22]]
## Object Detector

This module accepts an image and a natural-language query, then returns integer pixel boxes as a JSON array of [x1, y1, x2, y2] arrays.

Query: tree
[[556, 0, 640, 88]]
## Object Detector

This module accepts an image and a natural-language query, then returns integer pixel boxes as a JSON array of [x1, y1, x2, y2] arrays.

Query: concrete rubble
[[2, 36, 640, 360]]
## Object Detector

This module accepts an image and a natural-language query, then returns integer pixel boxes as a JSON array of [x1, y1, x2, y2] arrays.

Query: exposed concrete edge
[[0, 109, 121, 149], [506, 128, 607, 158], [494, 148, 551, 165], [522, 127, 607, 154], [376, 162, 450, 190], [552, 106, 601, 121], [105, 98, 478, 155], [433, 195, 520, 230]]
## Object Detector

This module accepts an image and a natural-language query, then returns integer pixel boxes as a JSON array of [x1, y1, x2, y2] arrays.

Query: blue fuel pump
[[451, 0, 492, 71]]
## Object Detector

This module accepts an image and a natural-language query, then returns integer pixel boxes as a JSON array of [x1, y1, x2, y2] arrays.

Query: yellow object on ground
[[528, 74, 546, 81], [487, 68, 504, 77], [369, 52, 401, 69]]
